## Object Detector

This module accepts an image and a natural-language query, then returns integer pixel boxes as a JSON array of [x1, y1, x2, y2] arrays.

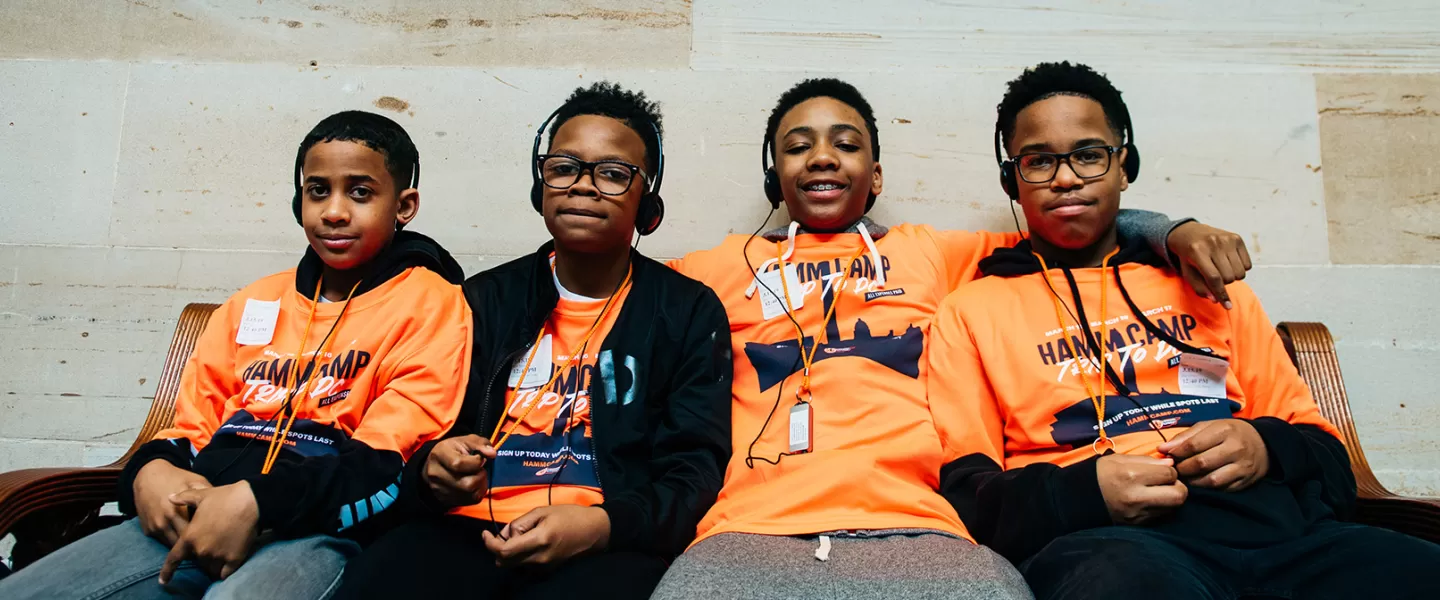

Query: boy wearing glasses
[[652, 78, 1254, 599], [926, 61, 1440, 599], [335, 82, 732, 600]]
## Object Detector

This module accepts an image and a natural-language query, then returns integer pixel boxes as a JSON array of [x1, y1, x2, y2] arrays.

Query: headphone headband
[[529, 106, 665, 235]]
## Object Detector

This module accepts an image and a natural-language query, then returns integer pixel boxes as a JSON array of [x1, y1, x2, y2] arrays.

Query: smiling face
[[1009, 94, 1127, 250], [773, 97, 883, 231], [541, 114, 647, 253], [299, 140, 416, 272]]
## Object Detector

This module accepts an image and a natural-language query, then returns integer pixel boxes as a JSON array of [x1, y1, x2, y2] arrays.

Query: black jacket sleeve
[[242, 441, 405, 538], [598, 288, 733, 557], [117, 438, 198, 515], [1249, 416, 1357, 519], [940, 453, 1113, 564]]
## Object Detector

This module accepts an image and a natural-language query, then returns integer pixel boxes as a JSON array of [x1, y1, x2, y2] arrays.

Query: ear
[[396, 188, 419, 227], [1117, 147, 1130, 192], [870, 162, 884, 197]]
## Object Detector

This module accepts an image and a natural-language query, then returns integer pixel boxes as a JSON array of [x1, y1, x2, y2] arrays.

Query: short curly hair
[[765, 78, 880, 160], [296, 110, 418, 191], [996, 62, 1129, 155], [547, 81, 663, 174]]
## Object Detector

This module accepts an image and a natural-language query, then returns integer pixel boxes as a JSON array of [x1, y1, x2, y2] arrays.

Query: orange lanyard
[[1035, 248, 1119, 455], [262, 277, 360, 474], [489, 269, 632, 451], [775, 242, 868, 395]]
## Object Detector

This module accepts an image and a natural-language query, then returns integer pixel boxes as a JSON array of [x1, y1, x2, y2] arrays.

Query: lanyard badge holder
[[789, 374, 814, 454]]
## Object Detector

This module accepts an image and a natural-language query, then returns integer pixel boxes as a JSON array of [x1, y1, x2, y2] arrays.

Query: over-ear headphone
[[529, 108, 665, 237], [994, 101, 1140, 201], [292, 149, 419, 228], [761, 136, 878, 214]]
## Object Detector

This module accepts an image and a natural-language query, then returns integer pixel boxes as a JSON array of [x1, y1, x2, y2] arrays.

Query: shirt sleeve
[[1227, 283, 1356, 517], [243, 284, 472, 537], [932, 229, 1026, 290], [118, 296, 242, 513], [927, 292, 1111, 563]]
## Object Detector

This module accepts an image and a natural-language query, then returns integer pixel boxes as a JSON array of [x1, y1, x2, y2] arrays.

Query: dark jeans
[[1022, 521, 1440, 600], [333, 514, 668, 600]]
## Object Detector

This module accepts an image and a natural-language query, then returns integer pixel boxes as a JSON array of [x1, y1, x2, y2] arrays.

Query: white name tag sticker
[[1178, 353, 1229, 398], [235, 299, 281, 346], [789, 401, 812, 453], [508, 334, 553, 389], [757, 264, 805, 321]]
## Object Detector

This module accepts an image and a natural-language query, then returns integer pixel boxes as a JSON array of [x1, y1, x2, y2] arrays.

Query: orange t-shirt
[[454, 276, 631, 523], [926, 263, 1339, 472], [670, 224, 1020, 543]]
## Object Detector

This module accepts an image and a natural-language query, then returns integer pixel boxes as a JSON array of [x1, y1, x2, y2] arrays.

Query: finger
[[446, 452, 489, 475], [165, 513, 191, 545], [1237, 239, 1253, 271], [1198, 257, 1230, 308], [1193, 462, 1247, 490], [482, 530, 507, 555], [507, 508, 546, 537], [169, 489, 203, 508], [494, 527, 548, 564], [1222, 244, 1247, 282], [1180, 264, 1212, 302], [1158, 422, 1221, 459], [1136, 479, 1189, 509], [1176, 441, 1241, 479], [185, 480, 212, 491], [159, 539, 191, 584], [1130, 461, 1181, 486], [220, 557, 244, 580], [455, 472, 490, 494], [456, 435, 498, 458]]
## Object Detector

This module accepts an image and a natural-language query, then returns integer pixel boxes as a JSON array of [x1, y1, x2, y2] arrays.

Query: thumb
[[457, 435, 497, 459], [508, 507, 547, 537], [159, 538, 190, 585], [169, 488, 205, 508]]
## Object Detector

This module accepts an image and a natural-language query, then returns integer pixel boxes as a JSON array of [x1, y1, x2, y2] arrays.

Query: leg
[[651, 531, 1031, 600], [331, 515, 508, 599], [201, 534, 359, 600], [1246, 521, 1440, 600], [0, 518, 212, 600], [1021, 527, 1234, 600], [511, 551, 668, 600]]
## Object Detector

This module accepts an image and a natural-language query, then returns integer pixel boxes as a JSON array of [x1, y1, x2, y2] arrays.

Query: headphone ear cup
[[636, 193, 664, 236], [763, 168, 783, 210], [530, 180, 544, 215], [865, 192, 877, 213], [999, 162, 1020, 201], [1123, 144, 1141, 183], [293, 190, 303, 224]]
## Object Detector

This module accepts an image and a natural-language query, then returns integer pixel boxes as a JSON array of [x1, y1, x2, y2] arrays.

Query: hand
[[133, 460, 212, 546], [159, 482, 261, 584], [1096, 454, 1188, 525], [480, 505, 611, 567], [424, 435, 496, 508], [1166, 222, 1252, 309], [1158, 419, 1270, 492]]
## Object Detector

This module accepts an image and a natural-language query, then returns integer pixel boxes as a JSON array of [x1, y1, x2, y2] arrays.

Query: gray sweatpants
[[650, 530, 1033, 600]]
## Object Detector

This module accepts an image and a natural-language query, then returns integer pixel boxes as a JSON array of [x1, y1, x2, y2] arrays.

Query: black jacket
[[401, 242, 733, 558], [117, 231, 466, 538], [940, 235, 1356, 564]]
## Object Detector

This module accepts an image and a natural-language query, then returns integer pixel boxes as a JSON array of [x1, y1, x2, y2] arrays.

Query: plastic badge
[[1178, 353, 1228, 398], [235, 299, 281, 346], [758, 264, 805, 321], [507, 334, 553, 389], [789, 401, 812, 453]]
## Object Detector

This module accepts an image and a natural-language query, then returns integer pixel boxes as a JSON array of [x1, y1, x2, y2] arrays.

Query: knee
[[1022, 529, 1180, 600]]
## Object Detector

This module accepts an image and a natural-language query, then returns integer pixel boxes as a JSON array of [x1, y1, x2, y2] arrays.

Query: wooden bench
[[1, 305, 1436, 570]]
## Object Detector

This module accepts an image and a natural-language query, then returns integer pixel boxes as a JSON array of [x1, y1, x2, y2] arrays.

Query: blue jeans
[[1021, 521, 1440, 600], [0, 518, 358, 599]]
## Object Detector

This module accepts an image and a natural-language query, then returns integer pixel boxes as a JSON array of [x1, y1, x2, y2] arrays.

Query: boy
[[652, 78, 1252, 598], [335, 83, 732, 599], [927, 62, 1440, 599], [0, 110, 472, 599]]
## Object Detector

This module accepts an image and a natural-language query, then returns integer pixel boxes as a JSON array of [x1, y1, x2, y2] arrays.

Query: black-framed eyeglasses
[[537, 154, 649, 196], [1014, 145, 1121, 184]]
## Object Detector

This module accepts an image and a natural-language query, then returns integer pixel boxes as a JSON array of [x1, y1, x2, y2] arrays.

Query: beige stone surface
[[1318, 74, 1440, 264], [0, 0, 691, 68]]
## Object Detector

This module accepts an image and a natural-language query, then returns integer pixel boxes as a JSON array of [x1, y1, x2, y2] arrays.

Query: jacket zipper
[[478, 346, 527, 437]]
